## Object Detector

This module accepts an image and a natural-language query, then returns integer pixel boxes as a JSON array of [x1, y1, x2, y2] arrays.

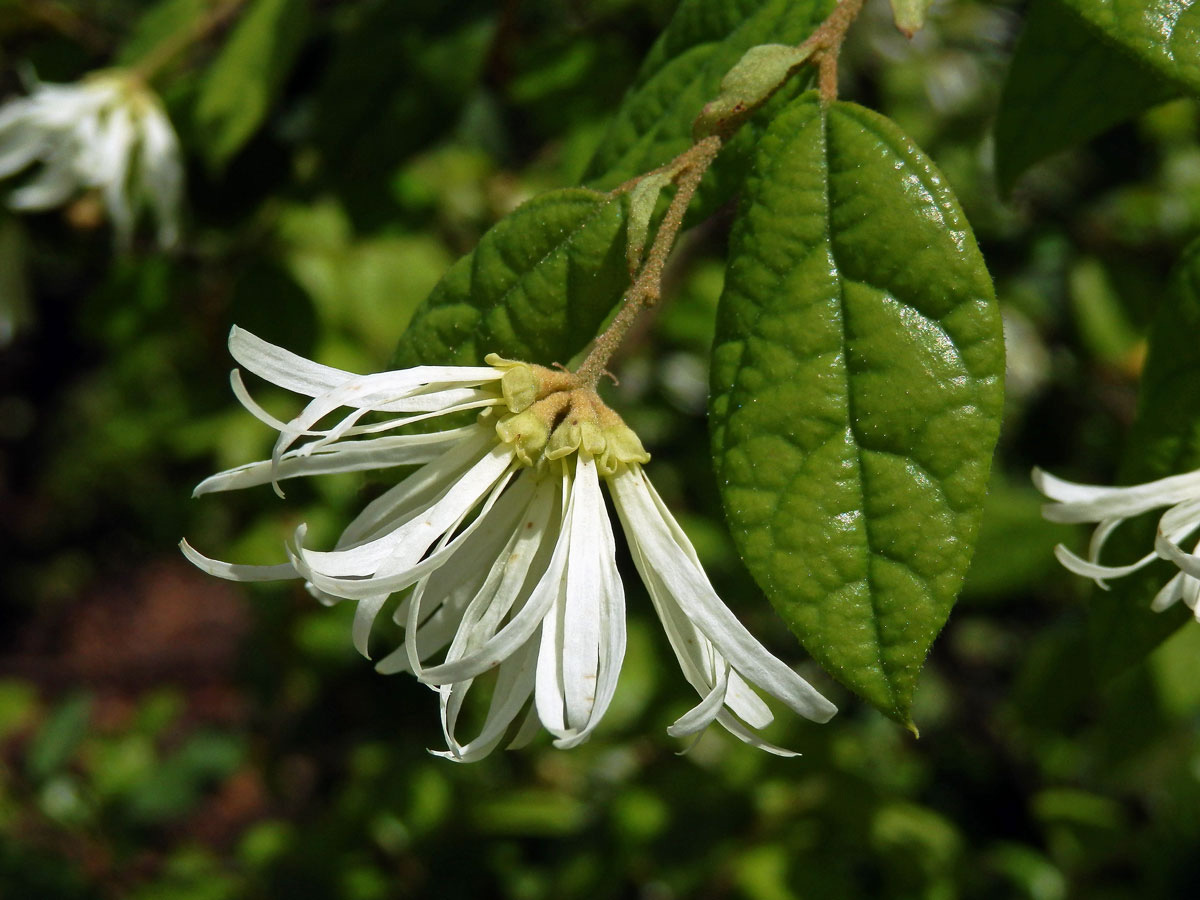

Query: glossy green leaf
[[1060, 0, 1200, 96], [995, 0, 1179, 192], [1090, 237, 1200, 678], [193, 0, 309, 167], [710, 93, 1005, 725], [392, 189, 628, 368], [584, 0, 832, 217]]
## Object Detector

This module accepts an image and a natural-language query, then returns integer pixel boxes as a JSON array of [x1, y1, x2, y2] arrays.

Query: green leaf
[[1060, 0, 1200, 96], [193, 0, 309, 167], [995, 0, 1179, 192], [392, 189, 628, 368], [1089, 237, 1200, 678], [710, 93, 1005, 725], [123, 731, 244, 824], [584, 0, 833, 217]]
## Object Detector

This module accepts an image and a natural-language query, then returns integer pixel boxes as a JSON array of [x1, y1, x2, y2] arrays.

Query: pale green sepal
[[496, 409, 551, 466], [485, 354, 539, 413], [547, 419, 606, 462], [602, 425, 650, 471]]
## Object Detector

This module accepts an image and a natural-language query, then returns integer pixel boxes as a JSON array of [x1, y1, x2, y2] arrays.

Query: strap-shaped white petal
[[179, 539, 297, 582], [336, 426, 496, 548], [229, 325, 500, 401], [194, 426, 476, 495], [668, 663, 731, 738], [609, 465, 836, 725], [228, 326, 360, 395], [420, 468, 568, 687], [1052, 544, 1157, 582], [435, 636, 538, 762], [300, 444, 513, 578], [387, 474, 543, 676], [545, 455, 627, 748], [1034, 466, 1200, 523]]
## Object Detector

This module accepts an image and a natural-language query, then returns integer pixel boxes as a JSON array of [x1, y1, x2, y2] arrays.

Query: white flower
[[184, 327, 836, 760], [1033, 466, 1200, 618], [0, 69, 183, 248]]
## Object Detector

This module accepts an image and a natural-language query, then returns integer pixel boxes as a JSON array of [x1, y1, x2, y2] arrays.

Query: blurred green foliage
[[1, 1, 1199, 898]]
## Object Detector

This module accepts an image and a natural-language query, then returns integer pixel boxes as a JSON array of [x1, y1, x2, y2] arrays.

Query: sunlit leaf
[[1061, 0, 1200, 95], [710, 93, 1005, 725], [585, 0, 833, 218], [393, 189, 628, 367]]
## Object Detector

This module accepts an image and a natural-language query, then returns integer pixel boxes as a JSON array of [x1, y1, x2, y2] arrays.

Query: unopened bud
[[693, 43, 812, 140]]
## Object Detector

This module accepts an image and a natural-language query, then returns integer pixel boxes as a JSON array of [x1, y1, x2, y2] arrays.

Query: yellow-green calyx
[[486, 356, 649, 475]]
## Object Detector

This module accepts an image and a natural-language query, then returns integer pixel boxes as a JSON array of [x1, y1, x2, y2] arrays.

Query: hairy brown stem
[[573, 0, 866, 383], [575, 136, 722, 387], [799, 0, 867, 104]]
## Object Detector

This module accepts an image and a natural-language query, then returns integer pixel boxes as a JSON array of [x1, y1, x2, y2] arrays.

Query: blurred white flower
[[1033, 466, 1200, 619], [184, 328, 836, 760], [0, 70, 183, 248]]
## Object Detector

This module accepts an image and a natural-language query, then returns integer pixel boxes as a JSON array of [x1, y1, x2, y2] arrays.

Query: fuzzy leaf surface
[[710, 94, 1005, 725], [393, 189, 628, 368]]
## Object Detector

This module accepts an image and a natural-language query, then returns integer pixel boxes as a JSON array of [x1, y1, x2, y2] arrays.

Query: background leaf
[[1060, 0, 1200, 95], [1089, 237, 1200, 677], [27, 694, 92, 782], [995, 0, 1179, 192], [584, 0, 833, 218], [115, 0, 210, 66], [710, 93, 1005, 725], [392, 188, 628, 367], [192, 0, 309, 168], [309, 4, 494, 226]]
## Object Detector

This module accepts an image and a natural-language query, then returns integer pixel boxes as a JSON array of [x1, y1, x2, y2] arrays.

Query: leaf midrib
[[817, 106, 902, 718]]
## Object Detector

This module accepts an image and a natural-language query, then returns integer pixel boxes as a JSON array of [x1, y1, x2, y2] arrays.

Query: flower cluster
[[0, 70, 182, 248], [184, 328, 836, 760], [1033, 466, 1200, 618]]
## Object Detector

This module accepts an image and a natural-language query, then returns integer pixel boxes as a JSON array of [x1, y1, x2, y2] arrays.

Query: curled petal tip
[[812, 699, 837, 724]]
